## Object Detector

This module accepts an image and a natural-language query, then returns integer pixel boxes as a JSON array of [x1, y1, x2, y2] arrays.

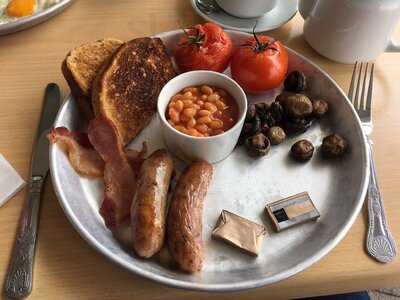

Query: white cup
[[158, 71, 247, 164], [215, 0, 277, 19], [299, 0, 400, 64]]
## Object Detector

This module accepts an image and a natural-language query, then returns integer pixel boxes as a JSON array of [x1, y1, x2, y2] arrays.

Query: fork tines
[[348, 61, 375, 111]]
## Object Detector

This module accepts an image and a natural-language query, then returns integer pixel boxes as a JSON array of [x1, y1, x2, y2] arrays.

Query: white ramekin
[[157, 70, 247, 164]]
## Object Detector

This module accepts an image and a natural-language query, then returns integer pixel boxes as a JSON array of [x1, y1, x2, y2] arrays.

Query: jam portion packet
[[212, 210, 266, 256], [266, 192, 320, 232]]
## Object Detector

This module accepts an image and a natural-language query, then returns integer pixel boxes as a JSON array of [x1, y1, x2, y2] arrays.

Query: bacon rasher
[[50, 121, 147, 229], [49, 127, 147, 178], [88, 116, 137, 229], [48, 127, 105, 177]]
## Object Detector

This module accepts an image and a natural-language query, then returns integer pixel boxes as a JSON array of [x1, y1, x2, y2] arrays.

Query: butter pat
[[212, 210, 267, 256], [266, 192, 320, 232]]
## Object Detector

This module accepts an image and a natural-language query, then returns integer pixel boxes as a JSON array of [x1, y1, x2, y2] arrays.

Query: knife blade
[[4, 83, 61, 300], [32, 83, 60, 176]]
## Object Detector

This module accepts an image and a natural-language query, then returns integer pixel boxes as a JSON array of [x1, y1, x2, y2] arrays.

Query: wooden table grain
[[1, 1, 400, 299]]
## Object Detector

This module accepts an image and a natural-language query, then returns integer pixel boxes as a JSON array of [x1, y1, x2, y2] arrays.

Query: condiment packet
[[0, 154, 26, 207], [212, 210, 267, 256], [265, 192, 320, 232]]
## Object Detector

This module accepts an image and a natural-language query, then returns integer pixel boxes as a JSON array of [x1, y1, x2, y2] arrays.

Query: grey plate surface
[[190, 0, 298, 33], [50, 30, 369, 292], [0, 0, 72, 36]]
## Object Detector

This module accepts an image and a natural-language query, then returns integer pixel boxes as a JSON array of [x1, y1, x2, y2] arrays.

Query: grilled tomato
[[175, 23, 233, 73], [231, 33, 288, 93]]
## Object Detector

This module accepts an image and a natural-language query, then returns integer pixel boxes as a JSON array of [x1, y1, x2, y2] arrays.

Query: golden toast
[[62, 38, 123, 118], [92, 37, 176, 145]]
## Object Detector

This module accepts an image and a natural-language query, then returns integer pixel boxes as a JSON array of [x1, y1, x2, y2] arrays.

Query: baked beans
[[166, 85, 239, 137]]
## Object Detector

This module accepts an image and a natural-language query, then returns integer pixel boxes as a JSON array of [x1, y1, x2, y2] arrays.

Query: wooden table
[[1, 1, 400, 299]]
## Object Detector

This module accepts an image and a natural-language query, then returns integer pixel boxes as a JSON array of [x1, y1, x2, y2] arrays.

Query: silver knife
[[4, 83, 61, 299]]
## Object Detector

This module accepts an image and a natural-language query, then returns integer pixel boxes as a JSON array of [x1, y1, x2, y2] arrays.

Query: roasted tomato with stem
[[231, 29, 288, 93], [174, 23, 233, 73]]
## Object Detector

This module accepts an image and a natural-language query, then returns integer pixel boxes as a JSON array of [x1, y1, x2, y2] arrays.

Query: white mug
[[299, 0, 400, 64], [215, 0, 277, 19]]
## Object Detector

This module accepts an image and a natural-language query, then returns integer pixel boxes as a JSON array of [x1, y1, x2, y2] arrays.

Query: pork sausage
[[167, 161, 213, 273], [131, 149, 174, 258]]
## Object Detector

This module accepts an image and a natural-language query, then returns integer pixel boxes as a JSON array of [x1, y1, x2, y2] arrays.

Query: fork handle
[[366, 139, 397, 263]]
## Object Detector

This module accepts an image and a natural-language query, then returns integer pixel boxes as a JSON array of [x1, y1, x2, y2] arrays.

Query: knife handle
[[4, 175, 44, 299]]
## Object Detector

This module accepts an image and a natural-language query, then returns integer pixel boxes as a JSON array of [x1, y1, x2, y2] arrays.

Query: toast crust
[[62, 38, 123, 119], [92, 37, 176, 145], [62, 58, 94, 119]]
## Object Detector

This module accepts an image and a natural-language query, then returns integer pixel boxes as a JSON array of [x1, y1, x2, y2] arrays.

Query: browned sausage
[[167, 161, 213, 273], [131, 149, 174, 258]]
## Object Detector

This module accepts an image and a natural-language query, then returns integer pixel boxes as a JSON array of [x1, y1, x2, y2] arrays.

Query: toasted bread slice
[[62, 38, 123, 119], [92, 37, 176, 145]]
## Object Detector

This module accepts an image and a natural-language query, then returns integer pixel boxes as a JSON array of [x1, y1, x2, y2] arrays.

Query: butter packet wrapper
[[266, 192, 320, 232], [212, 210, 267, 256]]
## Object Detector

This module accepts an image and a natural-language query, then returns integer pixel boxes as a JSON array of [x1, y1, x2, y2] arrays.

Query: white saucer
[[190, 0, 298, 33]]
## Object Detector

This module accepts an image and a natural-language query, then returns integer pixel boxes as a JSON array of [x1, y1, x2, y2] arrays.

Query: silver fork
[[349, 62, 397, 263]]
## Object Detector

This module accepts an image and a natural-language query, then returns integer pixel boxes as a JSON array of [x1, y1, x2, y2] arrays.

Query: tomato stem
[[245, 21, 278, 53], [180, 27, 205, 49], [252, 21, 263, 50]]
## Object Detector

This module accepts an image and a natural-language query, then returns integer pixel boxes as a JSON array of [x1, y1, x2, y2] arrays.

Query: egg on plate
[[0, 0, 60, 24]]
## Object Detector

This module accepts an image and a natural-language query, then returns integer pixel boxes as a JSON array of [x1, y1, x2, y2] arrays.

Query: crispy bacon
[[88, 116, 137, 229], [50, 123, 147, 229], [48, 127, 104, 177], [49, 127, 147, 178]]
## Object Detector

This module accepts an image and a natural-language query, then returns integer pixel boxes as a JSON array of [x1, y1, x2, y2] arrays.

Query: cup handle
[[386, 39, 400, 52]]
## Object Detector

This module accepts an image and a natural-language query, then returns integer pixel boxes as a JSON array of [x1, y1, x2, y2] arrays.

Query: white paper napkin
[[0, 154, 26, 207]]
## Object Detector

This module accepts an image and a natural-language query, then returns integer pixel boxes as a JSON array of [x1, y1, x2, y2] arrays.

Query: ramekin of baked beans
[[158, 70, 247, 163], [166, 85, 239, 137]]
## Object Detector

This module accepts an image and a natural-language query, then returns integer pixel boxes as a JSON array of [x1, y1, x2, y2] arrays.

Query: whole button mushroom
[[284, 70, 307, 93], [321, 134, 348, 157], [267, 126, 286, 145], [283, 94, 313, 118], [312, 99, 329, 118], [245, 133, 271, 157], [291, 139, 314, 161]]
